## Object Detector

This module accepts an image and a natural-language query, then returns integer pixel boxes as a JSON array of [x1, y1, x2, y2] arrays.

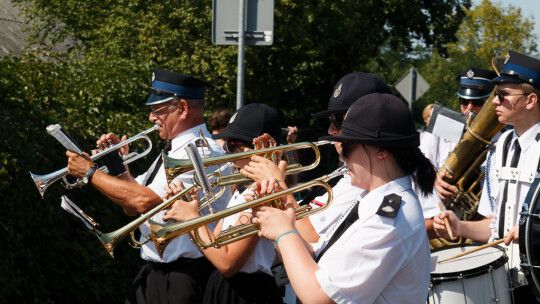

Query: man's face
[[459, 98, 486, 116], [148, 99, 183, 141], [492, 83, 530, 126]]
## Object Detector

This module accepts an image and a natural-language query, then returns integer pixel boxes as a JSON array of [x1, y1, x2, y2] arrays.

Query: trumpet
[[30, 125, 159, 198], [94, 166, 231, 258], [163, 141, 331, 183], [149, 168, 347, 258]]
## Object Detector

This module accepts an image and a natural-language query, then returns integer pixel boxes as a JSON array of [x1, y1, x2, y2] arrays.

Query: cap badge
[[333, 83, 343, 98], [229, 112, 237, 123], [504, 52, 510, 64], [152, 72, 155, 82], [467, 69, 474, 79], [382, 206, 394, 213]]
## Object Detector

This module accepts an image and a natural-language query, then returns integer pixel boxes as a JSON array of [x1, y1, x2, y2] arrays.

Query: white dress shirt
[[314, 176, 430, 304], [135, 124, 232, 262], [221, 189, 276, 275]]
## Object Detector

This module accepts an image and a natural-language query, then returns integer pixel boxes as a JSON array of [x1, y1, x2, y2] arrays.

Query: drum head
[[430, 242, 507, 282]]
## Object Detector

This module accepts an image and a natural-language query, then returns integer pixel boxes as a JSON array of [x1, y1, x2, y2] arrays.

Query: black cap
[[456, 67, 497, 99], [492, 51, 540, 90], [212, 103, 282, 145], [320, 93, 419, 148], [312, 72, 391, 117], [146, 68, 213, 106]]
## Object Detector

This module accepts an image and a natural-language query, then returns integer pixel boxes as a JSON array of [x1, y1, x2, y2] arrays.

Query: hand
[[240, 155, 287, 183], [503, 224, 519, 246], [163, 193, 200, 222], [253, 133, 282, 159], [163, 180, 197, 200], [433, 210, 460, 240], [66, 151, 95, 178], [252, 204, 296, 241], [286, 126, 298, 144], [434, 171, 458, 201], [95, 133, 129, 156]]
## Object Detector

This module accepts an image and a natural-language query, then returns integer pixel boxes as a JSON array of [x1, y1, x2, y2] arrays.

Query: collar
[[512, 122, 540, 153], [169, 123, 211, 152], [358, 175, 412, 215]]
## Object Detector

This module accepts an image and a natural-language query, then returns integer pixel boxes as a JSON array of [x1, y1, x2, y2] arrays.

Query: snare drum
[[519, 176, 540, 298], [428, 243, 511, 304]]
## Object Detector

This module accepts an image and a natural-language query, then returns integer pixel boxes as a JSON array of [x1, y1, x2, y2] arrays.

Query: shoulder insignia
[[376, 194, 402, 218], [535, 133, 540, 142]]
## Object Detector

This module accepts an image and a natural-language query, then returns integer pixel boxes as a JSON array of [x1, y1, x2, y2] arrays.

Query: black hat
[[320, 93, 419, 148], [456, 67, 497, 99], [146, 68, 213, 106], [212, 103, 282, 145], [311, 72, 391, 117], [492, 51, 540, 90]]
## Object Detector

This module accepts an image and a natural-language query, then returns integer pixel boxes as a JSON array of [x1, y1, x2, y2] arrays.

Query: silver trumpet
[[30, 125, 159, 198]]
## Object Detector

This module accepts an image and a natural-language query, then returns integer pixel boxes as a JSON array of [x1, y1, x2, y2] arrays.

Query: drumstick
[[437, 239, 505, 263], [438, 202, 454, 240]]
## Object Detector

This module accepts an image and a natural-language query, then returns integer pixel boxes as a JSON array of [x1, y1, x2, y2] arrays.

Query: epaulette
[[376, 194, 402, 218]]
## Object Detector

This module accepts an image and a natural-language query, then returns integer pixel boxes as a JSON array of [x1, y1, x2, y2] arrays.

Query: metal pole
[[409, 67, 417, 113], [236, 0, 246, 110]]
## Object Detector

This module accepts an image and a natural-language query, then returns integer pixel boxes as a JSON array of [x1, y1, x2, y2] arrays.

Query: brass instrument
[[148, 169, 346, 258], [163, 141, 330, 183], [30, 125, 159, 198], [94, 167, 229, 258]]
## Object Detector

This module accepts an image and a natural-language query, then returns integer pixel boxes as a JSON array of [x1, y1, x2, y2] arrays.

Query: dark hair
[[385, 146, 436, 196], [209, 108, 233, 132]]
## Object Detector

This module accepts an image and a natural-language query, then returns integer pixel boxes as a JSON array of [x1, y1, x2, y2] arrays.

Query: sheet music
[[431, 115, 465, 144], [60, 195, 98, 231], [46, 124, 83, 154]]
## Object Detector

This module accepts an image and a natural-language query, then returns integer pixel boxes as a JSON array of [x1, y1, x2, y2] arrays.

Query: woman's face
[[342, 142, 373, 190]]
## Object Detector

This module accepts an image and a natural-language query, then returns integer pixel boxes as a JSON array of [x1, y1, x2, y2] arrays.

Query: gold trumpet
[[163, 141, 331, 183], [149, 168, 347, 258], [94, 167, 229, 258], [30, 125, 159, 198]]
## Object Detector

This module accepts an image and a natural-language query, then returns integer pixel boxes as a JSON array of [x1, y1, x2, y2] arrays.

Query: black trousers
[[125, 257, 216, 304]]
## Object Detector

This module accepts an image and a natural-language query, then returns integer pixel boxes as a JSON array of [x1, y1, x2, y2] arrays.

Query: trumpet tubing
[[149, 172, 342, 258], [163, 141, 330, 183], [30, 125, 159, 198]]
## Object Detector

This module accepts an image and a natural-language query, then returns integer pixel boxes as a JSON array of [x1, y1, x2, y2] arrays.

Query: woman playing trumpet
[[250, 93, 436, 303], [163, 103, 283, 304]]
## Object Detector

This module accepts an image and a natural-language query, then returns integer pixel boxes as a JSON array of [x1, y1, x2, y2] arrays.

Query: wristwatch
[[82, 166, 98, 185]]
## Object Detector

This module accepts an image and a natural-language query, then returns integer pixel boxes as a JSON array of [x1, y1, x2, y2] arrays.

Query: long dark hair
[[385, 146, 436, 196]]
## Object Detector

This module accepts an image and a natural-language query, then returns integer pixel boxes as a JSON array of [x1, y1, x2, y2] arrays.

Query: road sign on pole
[[212, 0, 275, 110], [395, 68, 430, 112]]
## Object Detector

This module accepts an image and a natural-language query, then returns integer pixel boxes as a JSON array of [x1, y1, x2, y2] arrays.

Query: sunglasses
[[329, 114, 345, 130], [494, 90, 529, 103], [150, 101, 179, 116], [341, 141, 357, 159], [224, 138, 251, 154], [458, 98, 485, 107]]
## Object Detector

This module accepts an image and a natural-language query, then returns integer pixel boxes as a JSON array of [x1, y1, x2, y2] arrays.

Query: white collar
[[169, 123, 210, 152]]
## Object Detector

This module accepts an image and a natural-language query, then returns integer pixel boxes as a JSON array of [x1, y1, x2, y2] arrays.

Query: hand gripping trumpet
[[30, 125, 159, 198], [148, 166, 348, 258]]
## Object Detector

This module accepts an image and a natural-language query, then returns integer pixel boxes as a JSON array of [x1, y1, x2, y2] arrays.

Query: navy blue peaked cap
[[146, 68, 213, 106], [456, 67, 497, 99], [492, 51, 540, 90]]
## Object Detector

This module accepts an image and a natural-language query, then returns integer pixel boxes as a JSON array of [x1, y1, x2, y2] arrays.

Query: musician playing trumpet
[[434, 51, 540, 302], [66, 68, 231, 303], [163, 103, 284, 304], [251, 93, 436, 303]]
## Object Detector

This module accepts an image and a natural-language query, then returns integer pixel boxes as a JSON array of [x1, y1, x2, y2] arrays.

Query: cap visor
[[457, 87, 492, 99], [311, 108, 348, 118], [212, 129, 254, 143], [491, 75, 524, 85], [145, 93, 174, 106]]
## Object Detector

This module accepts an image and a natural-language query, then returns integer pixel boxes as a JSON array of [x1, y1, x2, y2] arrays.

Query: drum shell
[[519, 177, 540, 298], [428, 243, 511, 304]]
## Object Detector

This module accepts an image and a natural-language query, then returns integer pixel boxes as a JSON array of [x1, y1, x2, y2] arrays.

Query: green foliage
[[3, 0, 473, 302]]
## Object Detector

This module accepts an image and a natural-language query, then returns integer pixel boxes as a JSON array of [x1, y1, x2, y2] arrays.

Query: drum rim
[[430, 242, 508, 283]]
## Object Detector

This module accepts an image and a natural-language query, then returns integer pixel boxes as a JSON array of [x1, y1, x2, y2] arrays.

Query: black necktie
[[498, 140, 521, 238], [315, 202, 359, 262], [145, 142, 172, 186]]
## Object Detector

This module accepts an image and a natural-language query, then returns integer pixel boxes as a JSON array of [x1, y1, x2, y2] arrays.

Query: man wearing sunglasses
[[421, 67, 497, 201], [66, 68, 232, 303], [434, 51, 540, 301]]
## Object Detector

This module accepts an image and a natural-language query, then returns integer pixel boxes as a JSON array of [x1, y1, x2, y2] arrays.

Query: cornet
[[30, 125, 159, 198], [148, 167, 348, 258], [163, 140, 331, 183]]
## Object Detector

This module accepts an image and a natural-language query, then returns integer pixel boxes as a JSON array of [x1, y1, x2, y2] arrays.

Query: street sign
[[395, 68, 430, 111], [212, 0, 274, 46]]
